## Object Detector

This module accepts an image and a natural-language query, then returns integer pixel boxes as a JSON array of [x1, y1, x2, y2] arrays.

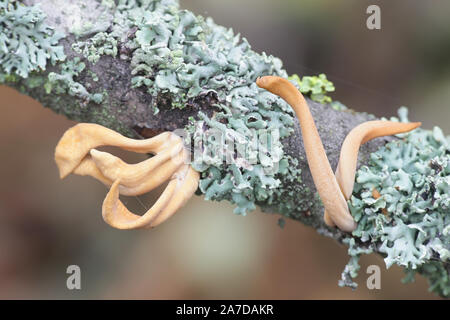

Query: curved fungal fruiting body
[[256, 76, 421, 232], [257, 76, 356, 232], [334, 121, 421, 198], [324, 120, 421, 226], [54, 123, 199, 229], [90, 137, 183, 186], [102, 165, 199, 230], [55, 123, 172, 179]]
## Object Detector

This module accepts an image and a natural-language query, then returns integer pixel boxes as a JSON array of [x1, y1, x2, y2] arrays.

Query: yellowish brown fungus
[[72, 155, 114, 186], [70, 146, 187, 196], [55, 123, 186, 195], [256, 76, 421, 232], [324, 120, 421, 227], [372, 188, 381, 200], [114, 149, 190, 196], [257, 75, 356, 232], [55, 123, 172, 179], [102, 165, 199, 229], [89, 137, 183, 187], [54, 123, 199, 230], [335, 120, 421, 199]]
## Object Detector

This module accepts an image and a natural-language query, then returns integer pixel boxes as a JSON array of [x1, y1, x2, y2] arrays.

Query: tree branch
[[1, 0, 448, 297], [3, 0, 387, 235]]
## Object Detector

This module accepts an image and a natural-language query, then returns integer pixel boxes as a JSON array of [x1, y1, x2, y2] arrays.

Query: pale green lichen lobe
[[72, 32, 118, 64], [0, 0, 65, 79], [46, 57, 104, 103]]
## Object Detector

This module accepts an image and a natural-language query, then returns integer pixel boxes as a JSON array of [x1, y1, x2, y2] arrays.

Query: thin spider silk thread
[[289, 62, 411, 109], [102, 184, 150, 212]]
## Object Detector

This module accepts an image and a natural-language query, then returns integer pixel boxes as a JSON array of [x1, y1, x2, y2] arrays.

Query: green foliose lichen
[[341, 108, 450, 297], [0, 72, 18, 84], [101, 0, 116, 10], [116, 0, 284, 109], [68, 1, 113, 38], [288, 73, 348, 111], [189, 103, 298, 216], [289, 73, 334, 105], [47, 57, 103, 103], [72, 32, 118, 64], [0, 0, 66, 78]]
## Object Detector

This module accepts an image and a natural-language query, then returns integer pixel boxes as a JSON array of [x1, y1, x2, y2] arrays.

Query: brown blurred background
[[1, 0, 448, 299]]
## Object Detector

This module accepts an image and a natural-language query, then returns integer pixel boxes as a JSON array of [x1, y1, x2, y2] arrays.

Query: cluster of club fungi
[[55, 76, 420, 232]]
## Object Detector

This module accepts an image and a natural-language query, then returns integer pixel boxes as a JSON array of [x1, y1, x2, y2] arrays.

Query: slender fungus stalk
[[54, 123, 199, 230], [324, 120, 421, 226], [102, 177, 179, 229], [257, 76, 421, 232], [102, 165, 200, 229], [334, 120, 421, 198], [89, 138, 183, 187], [72, 155, 114, 186], [147, 165, 200, 227], [114, 149, 190, 196], [257, 76, 357, 232]]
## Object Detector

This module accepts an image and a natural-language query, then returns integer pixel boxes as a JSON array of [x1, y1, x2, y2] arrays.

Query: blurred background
[[1, 0, 448, 299]]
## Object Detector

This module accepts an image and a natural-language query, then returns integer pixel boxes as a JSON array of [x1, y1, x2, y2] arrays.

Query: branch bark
[[2, 0, 447, 297]]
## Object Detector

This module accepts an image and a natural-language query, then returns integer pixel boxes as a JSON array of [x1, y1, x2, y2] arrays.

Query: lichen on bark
[[1, 0, 448, 298]]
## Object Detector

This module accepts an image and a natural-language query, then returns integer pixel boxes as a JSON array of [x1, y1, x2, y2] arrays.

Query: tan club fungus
[[324, 120, 421, 228], [55, 79, 420, 232], [256, 76, 420, 232], [55, 123, 199, 230]]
